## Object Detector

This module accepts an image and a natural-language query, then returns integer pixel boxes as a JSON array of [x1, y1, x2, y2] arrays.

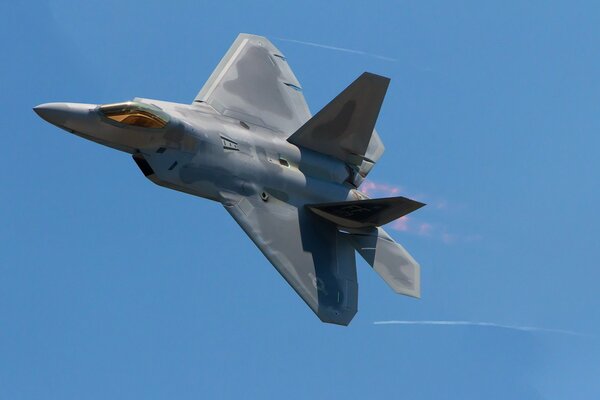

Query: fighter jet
[[34, 33, 424, 325]]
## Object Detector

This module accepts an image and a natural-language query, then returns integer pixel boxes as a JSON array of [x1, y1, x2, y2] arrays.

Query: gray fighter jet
[[34, 33, 424, 325]]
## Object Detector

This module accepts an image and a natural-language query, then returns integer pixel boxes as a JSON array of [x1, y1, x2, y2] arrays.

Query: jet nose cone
[[33, 103, 70, 126], [33, 102, 95, 132]]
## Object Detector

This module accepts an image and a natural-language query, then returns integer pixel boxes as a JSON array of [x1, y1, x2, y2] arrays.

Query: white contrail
[[373, 320, 587, 337], [273, 37, 397, 62]]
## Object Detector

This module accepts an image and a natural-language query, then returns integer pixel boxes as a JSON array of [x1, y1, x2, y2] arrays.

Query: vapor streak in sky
[[373, 320, 586, 337], [274, 37, 397, 62]]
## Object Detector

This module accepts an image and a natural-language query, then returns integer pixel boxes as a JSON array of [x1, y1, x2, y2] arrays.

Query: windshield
[[99, 102, 170, 129]]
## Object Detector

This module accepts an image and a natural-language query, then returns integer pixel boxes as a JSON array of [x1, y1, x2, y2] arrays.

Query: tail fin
[[308, 197, 423, 297], [307, 196, 425, 229], [287, 72, 389, 166], [343, 228, 420, 298]]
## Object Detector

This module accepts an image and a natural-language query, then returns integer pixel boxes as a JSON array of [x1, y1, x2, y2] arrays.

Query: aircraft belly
[[35, 33, 425, 326]]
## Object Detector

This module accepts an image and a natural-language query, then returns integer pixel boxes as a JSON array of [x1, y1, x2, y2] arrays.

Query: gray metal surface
[[344, 228, 421, 298], [33, 33, 424, 326], [288, 72, 389, 165], [194, 33, 311, 135], [308, 196, 426, 229], [226, 195, 358, 325]]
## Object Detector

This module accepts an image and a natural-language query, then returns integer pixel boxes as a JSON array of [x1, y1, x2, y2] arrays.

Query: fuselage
[[32, 33, 423, 326], [34, 98, 365, 208]]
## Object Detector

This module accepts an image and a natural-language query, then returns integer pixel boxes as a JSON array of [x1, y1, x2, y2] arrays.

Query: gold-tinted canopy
[[99, 102, 170, 129]]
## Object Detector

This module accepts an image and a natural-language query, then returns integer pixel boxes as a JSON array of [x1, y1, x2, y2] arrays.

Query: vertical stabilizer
[[287, 72, 389, 165]]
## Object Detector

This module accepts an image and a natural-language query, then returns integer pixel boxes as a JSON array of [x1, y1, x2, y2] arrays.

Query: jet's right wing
[[194, 34, 312, 135], [224, 194, 358, 325]]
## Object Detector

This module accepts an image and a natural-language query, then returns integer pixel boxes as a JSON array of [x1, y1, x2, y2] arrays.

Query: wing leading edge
[[224, 194, 358, 325], [194, 33, 311, 135]]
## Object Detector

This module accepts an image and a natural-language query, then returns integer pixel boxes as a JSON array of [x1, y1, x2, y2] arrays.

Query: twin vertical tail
[[291, 72, 424, 298], [307, 197, 424, 298], [287, 72, 388, 185], [307, 197, 425, 230]]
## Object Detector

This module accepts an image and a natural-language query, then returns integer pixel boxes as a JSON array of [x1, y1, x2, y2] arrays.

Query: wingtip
[[236, 32, 269, 42]]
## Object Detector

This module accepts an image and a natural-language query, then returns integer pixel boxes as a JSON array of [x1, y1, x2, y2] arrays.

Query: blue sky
[[2, 1, 600, 398]]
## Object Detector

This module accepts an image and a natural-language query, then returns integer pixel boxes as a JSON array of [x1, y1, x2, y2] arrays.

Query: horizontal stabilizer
[[343, 228, 420, 298], [287, 72, 390, 164], [307, 196, 425, 229]]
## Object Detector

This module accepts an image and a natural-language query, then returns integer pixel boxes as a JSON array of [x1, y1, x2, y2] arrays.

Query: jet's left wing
[[224, 194, 358, 325], [194, 34, 311, 135]]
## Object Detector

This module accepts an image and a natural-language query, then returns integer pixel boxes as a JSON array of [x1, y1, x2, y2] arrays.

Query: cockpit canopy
[[99, 101, 170, 129]]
